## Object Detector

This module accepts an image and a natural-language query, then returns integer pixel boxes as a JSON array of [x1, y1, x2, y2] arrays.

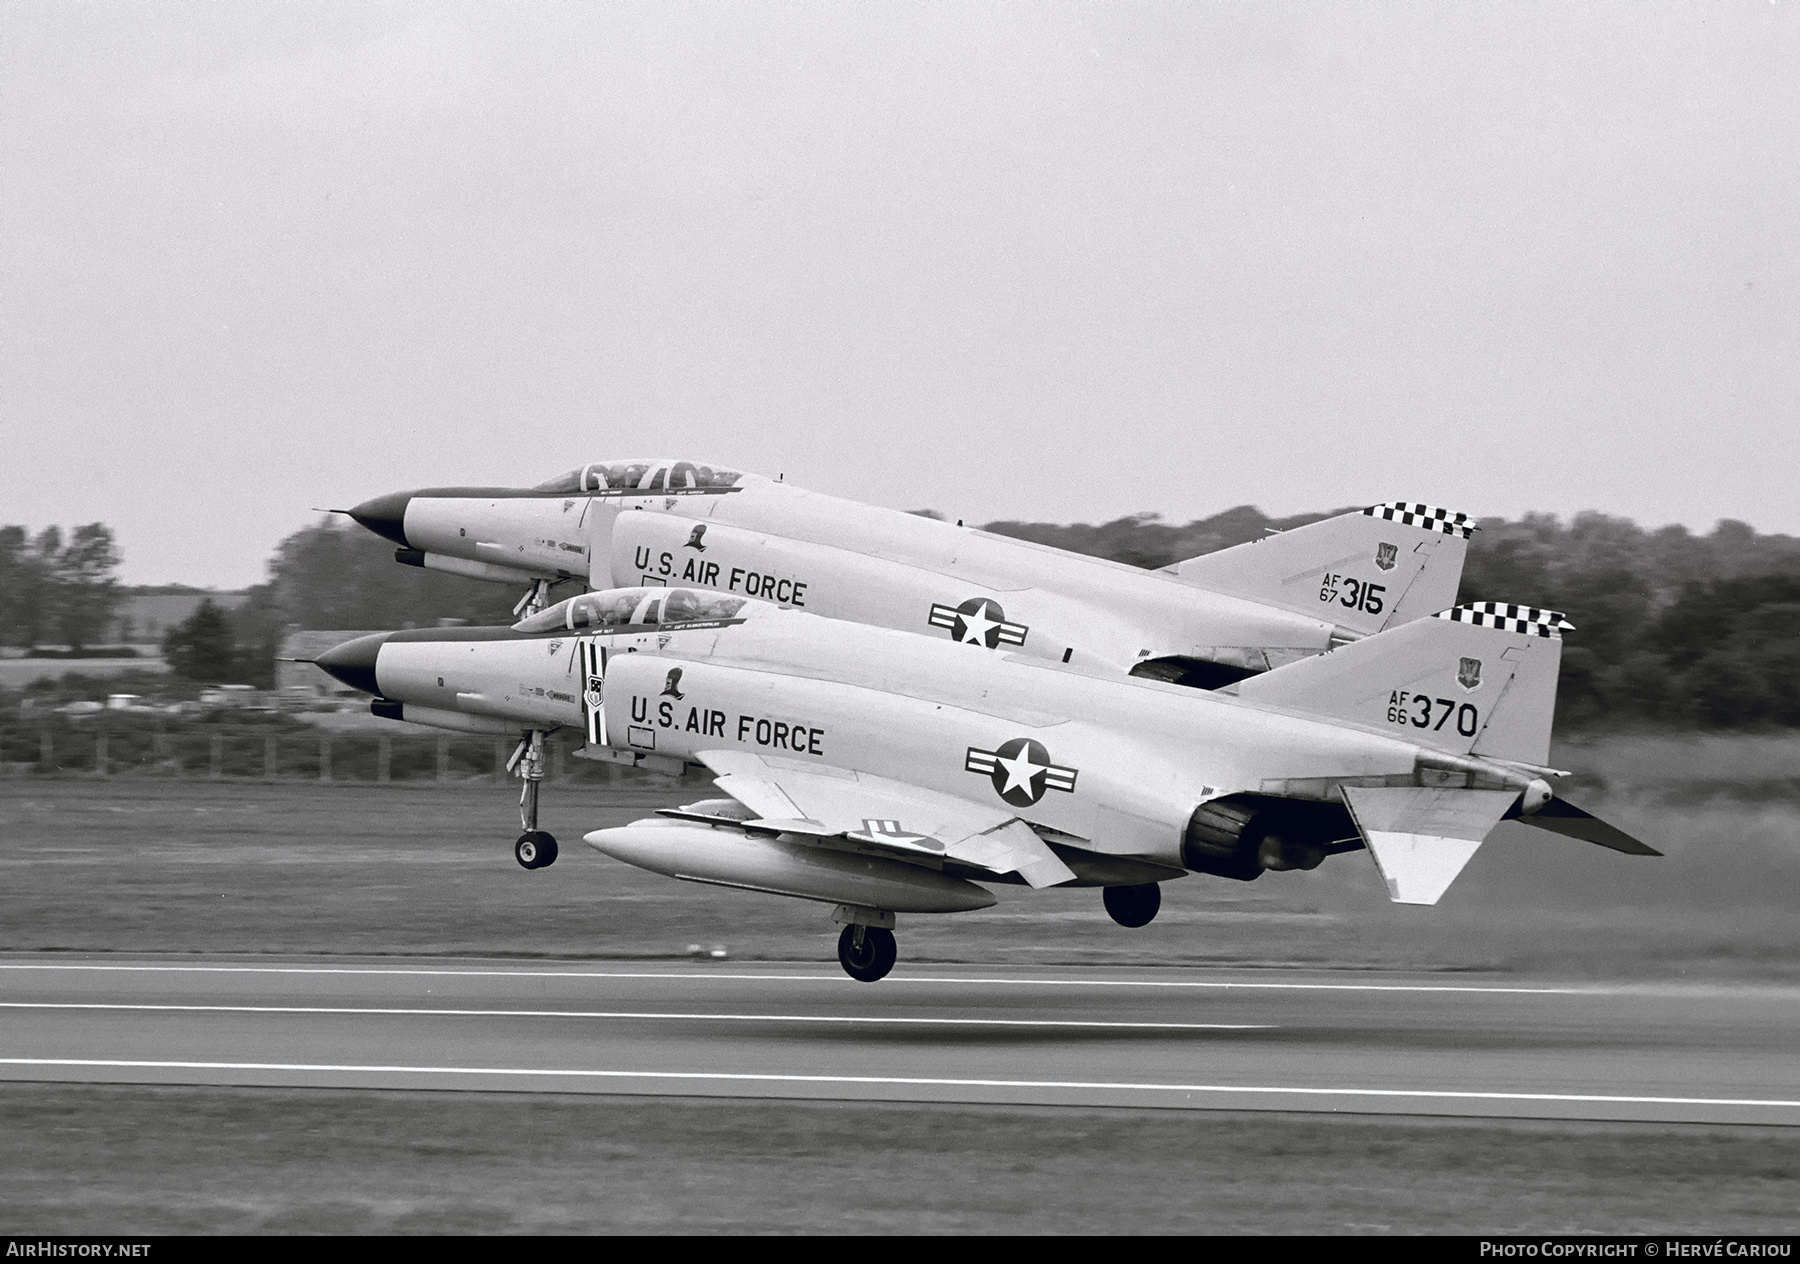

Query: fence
[[0, 723, 677, 786]]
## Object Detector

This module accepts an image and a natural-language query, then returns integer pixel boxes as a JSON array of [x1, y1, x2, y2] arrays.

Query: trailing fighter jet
[[345, 457, 1475, 688], [315, 587, 1656, 981]]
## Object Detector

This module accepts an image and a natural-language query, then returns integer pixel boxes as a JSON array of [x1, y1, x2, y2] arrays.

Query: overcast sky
[[3, 2, 1795, 588]]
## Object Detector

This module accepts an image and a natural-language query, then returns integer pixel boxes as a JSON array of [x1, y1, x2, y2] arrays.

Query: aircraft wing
[[693, 749, 1078, 888]]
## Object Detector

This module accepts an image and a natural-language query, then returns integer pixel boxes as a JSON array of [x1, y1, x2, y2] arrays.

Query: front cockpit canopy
[[513, 587, 750, 634], [532, 459, 749, 495]]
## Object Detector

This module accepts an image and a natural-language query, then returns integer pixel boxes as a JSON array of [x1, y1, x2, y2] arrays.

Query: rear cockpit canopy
[[532, 459, 751, 495], [514, 587, 751, 634]]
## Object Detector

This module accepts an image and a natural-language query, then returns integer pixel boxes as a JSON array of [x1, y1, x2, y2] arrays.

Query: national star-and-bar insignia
[[928, 597, 1029, 649], [580, 639, 607, 745], [965, 737, 1078, 808]]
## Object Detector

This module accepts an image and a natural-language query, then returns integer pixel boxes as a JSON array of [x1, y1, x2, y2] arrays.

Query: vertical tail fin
[[1166, 502, 1474, 638], [1236, 602, 1573, 906], [1230, 602, 1571, 766]]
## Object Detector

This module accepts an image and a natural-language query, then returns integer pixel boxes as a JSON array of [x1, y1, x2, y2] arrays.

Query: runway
[[1, 955, 1796, 1126]]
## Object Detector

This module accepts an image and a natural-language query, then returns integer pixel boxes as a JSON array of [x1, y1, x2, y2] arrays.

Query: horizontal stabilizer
[[1342, 786, 1518, 905], [1519, 797, 1661, 856]]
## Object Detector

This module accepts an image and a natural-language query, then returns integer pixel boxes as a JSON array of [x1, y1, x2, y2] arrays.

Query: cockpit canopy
[[532, 458, 750, 495], [513, 587, 751, 634]]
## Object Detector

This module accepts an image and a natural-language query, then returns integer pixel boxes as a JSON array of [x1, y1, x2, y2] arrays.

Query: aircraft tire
[[1103, 882, 1161, 928], [515, 831, 558, 870], [837, 925, 897, 982]]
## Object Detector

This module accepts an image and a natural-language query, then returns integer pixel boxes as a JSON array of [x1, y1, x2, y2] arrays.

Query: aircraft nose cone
[[347, 491, 413, 546], [314, 632, 391, 696]]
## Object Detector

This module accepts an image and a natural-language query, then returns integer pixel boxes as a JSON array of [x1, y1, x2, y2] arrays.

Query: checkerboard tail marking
[[1362, 502, 1477, 539], [1433, 603, 1574, 638]]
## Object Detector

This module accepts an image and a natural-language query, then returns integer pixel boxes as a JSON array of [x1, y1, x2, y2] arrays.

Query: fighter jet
[[315, 587, 1656, 981], [346, 457, 1475, 688]]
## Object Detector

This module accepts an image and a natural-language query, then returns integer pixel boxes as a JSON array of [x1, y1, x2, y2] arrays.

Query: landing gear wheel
[[837, 924, 897, 982], [515, 830, 558, 870], [1103, 882, 1161, 928]]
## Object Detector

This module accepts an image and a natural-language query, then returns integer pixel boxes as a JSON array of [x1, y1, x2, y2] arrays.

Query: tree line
[[0, 524, 125, 652], [11, 508, 1799, 728], [988, 508, 1800, 728], [156, 518, 525, 687]]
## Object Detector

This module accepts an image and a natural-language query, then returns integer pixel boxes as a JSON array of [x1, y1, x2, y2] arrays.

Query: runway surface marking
[[5, 1058, 1798, 1110], [0, 964, 1591, 995], [0, 1002, 1265, 1031]]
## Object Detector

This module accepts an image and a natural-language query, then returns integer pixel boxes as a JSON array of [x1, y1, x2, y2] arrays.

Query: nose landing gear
[[511, 730, 558, 870], [515, 830, 557, 869]]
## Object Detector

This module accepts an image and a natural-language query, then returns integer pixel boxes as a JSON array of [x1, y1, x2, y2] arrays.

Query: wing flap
[[948, 819, 1078, 889]]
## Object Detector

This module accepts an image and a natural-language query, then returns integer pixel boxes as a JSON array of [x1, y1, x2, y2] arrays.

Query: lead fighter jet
[[345, 457, 1475, 688], [316, 588, 1656, 981]]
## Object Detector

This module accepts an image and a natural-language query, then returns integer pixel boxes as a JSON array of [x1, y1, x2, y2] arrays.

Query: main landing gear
[[511, 730, 558, 870], [837, 924, 898, 982], [833, 905, 898, 982], [1103, 882, 1161, 928]]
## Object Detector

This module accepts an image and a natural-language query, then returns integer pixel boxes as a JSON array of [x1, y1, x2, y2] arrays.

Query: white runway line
[[0, 1002, 1265, 1031], [0, 963, 1593, 995], [3, 1058, 1798, 1112]]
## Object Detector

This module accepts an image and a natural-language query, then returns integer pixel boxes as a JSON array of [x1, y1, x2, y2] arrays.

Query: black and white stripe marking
[[581, 639, 607, 744]]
